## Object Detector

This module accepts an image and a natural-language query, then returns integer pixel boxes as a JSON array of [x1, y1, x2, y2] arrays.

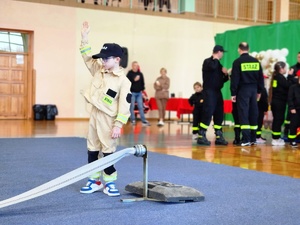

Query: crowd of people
[[122, 42, 300, 149], [79, 0, 172, 12], [123, 42, 300, 149], [189, 43, 300, 148]]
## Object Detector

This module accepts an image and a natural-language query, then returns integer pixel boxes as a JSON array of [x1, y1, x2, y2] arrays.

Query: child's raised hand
[[81, 21, 90, 42]]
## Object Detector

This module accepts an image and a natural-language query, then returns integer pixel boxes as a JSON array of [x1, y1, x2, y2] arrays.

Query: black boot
[[233, 127, 241, 145], [215, 130, 228, 145], [197, 130, 211, 146]]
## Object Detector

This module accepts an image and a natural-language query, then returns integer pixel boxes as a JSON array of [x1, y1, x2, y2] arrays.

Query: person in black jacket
[[269, 61, 294, 146], [287, 70, 300, 148], [283, 52, 300, 139], [230, 42, 264, 146], [126, 61, 150, 126], [188, 82, 204, 141], [197, 45, 229, 146]]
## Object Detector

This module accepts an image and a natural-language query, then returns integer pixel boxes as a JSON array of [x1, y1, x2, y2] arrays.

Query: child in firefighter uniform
[[269, 61, 294, 146], [188, 82, 204, 141], [288, 70, 300, 148], [79, 21, 132, 196]]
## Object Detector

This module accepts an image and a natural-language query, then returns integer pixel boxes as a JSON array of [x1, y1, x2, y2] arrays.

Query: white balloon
[[265, 49, 272, 59], [261, 58, 269, 68], [272, 49, 281, 59], [280, 48, 289, 57], [250, 51, 258, 58], [277, 56, 286, 62], [259, 51, 266, 57]]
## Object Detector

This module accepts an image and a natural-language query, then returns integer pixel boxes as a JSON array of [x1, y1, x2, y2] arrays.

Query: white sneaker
[[142, 121, 151, 127], [241, 142, 251, 147], [157, 121, 164, 126], [256, 137, 266, 144], [272, 139, 285, 146], [192, 134, 198, 141], [80, 179, 104, 194], [103, 182, 120, 197]]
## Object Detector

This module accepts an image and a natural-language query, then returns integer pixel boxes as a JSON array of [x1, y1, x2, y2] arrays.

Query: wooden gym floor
[[0, 119, 299, 179]]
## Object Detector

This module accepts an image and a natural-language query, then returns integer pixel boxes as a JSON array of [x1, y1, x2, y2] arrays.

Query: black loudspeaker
[[121, 47, 128, 68]]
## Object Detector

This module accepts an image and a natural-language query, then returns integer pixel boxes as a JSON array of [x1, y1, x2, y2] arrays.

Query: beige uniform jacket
[[80, 44, 131, 128]]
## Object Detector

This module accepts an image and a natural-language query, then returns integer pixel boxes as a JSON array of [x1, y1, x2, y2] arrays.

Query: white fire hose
[[0, 144, 147, 209]]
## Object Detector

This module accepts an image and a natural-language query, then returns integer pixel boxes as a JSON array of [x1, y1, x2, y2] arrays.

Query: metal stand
[[121, 147, 160, 202]]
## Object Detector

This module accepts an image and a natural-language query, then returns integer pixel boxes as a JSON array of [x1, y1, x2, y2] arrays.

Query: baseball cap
[[296, 70, 300, 77], [213, 45, 227, 53], [92, 43, 123, 59]]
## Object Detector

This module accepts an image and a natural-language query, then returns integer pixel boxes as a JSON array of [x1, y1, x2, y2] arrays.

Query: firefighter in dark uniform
[[197, 45, 229, 146], [232, 84, 268, 145], [288, 70, 300, 148], [283, 52, 300, 139], [230, 42, 264, 146]]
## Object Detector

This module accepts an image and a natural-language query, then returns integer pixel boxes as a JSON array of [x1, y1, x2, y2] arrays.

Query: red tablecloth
[[148, 98, 193, 119], [149, 98, 233, 119]]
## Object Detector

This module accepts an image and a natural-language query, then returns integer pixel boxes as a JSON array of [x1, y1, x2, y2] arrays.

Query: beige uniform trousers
[[87, 106, 117, 154], [87, 106, 118, 182]]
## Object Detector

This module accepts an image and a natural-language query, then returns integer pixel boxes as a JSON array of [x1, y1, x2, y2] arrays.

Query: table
[[148, 98, 193, 119], [149, 98, 233, 124]]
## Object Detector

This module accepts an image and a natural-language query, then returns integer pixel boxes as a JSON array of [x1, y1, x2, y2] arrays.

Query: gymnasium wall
[[0, 0, 248, 118]]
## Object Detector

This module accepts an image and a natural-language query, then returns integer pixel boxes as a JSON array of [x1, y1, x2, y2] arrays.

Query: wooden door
[[0, 53, 28, 119]]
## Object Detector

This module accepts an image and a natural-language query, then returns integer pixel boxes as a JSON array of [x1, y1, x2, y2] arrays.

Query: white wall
[[0, 0, 247, 118]]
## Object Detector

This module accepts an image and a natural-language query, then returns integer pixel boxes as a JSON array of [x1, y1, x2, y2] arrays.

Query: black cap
[[213, 45, 226, 53], [92, 43, 123, 59]]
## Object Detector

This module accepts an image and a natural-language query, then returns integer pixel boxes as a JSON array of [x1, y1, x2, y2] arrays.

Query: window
[[0, 31, 28, 53]]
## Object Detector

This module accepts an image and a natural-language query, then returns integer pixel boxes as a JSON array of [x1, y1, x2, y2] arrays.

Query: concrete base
[[125, 181, 205, 203]]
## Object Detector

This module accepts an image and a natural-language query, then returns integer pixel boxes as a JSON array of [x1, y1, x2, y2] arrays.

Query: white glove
[[81, 21, 90, 45]]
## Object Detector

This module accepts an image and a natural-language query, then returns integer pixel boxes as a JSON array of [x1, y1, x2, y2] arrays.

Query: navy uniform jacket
[[202, 56, 229, 91], [188, 91, 204, 109], [230, 53, 264, 96], [288, 83, 300, 110], [289, 62, 300, 84], [271, 73, 293, 102]]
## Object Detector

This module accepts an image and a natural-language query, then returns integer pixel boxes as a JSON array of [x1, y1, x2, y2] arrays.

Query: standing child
[[188, 82, 204, 141], [287, 70, 300, 148], [79, 21, 132, 196], [269, 61, 293, 146]]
